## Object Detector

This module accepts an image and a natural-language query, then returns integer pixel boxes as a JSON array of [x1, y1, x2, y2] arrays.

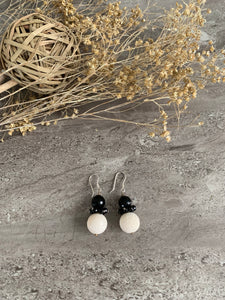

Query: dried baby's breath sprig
[[0, 0, 225, 141]]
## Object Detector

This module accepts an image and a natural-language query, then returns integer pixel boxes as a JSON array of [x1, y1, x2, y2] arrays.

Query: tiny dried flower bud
[[166, 136, 171, 142], [35, 8, 42, 13], [8, 130, 14, 136], [160, 130, 170, 138], [149, 132, 155, 137]]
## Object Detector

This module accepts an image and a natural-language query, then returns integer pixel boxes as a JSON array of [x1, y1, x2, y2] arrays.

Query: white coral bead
[[119, 212, 140, 234], [87, 213, 107, 235]]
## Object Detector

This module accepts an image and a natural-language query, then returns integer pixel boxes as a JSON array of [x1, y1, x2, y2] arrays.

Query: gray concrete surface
[[1, 0, 225, 299]]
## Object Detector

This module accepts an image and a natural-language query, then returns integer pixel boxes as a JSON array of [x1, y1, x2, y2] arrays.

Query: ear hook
[[110, 172, 126, 194], [89, 174, 101, 197]]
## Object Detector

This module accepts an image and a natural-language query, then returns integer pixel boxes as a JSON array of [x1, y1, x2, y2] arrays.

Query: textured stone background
[[1, 0, 225, 299]]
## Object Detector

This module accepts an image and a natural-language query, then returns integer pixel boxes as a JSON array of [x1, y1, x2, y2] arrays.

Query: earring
[[111, 172, 140, 234], [87, 174, 108, 235]]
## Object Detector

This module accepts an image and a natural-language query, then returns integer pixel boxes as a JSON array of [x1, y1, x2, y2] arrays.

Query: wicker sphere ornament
[[0, 13, 78, 94]]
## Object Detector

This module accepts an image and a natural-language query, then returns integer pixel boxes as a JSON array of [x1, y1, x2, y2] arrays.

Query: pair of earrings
[[87, 172, 140, 235]]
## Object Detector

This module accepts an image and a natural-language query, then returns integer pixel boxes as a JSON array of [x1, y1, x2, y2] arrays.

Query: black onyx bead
[[129, 205, 136, 212], [119, 196, 132, 209], [92, 195, 105, 208], [90, 207, 99, 214], [118, 207, 128, 215], [101, 207, 109, 215]]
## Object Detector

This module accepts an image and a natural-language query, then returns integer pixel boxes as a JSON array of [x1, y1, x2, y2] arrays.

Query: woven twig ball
[[0, 13, 78, 94]]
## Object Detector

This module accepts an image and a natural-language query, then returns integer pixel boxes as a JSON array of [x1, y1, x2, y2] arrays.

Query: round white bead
[[119, 212, 140, 234], [87, 213, 107, 235]]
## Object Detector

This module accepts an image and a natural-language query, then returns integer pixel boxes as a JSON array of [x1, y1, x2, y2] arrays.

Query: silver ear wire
[[89, 174, 101, 197], [110, 171, 126, 194]]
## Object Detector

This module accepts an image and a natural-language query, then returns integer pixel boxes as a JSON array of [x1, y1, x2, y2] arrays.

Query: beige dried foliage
[[0, 0, 224, 141]]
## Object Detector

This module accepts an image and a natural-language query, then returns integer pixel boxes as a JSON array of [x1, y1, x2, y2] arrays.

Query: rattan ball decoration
[[0, 13, 78, 94]]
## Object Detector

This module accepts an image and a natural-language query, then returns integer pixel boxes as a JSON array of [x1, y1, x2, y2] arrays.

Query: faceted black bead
[[118, 207, 128, 215], [129, 205, 136, 212], [119, 196, 132, 209], [90, 207, 99, 214], [92, 195, 105, 208], [101, 207, 109, 215]]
